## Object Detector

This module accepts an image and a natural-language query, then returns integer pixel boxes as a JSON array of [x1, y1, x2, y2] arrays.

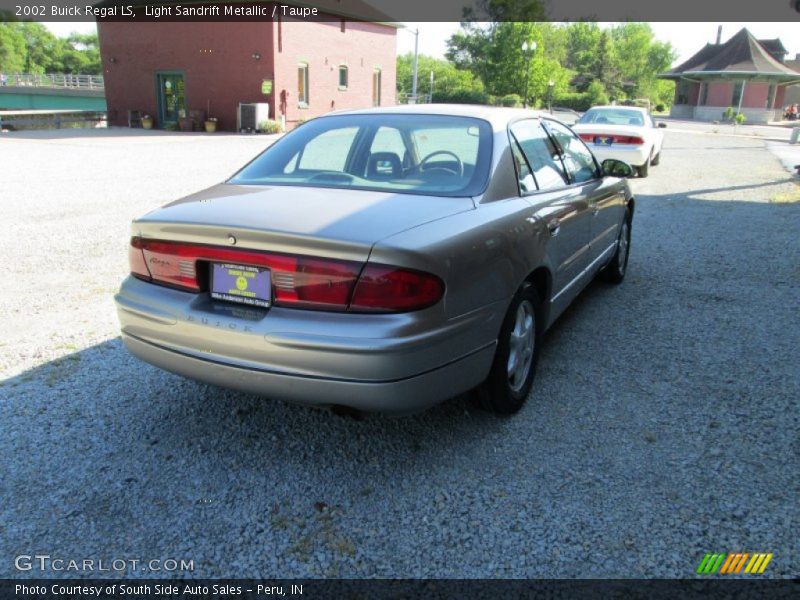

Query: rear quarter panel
[[369, 195, 554, 352]]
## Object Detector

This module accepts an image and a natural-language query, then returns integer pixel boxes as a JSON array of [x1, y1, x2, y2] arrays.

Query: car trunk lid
[[134, 183, 474, 262]]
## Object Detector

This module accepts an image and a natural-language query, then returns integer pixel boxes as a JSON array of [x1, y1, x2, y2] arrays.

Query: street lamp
[[547, 80, 555, 113], [521, 41, 537, 108], [411, 28, 420, 104]]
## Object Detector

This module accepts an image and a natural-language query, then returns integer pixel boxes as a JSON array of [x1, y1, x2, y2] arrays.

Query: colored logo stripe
[[698, 553, 773, 574], [744, 553, 773, 574], [697, 554, 725, 574], [720, 553, 749, 574]]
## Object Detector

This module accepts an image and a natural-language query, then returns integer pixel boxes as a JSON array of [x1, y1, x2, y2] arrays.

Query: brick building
[[659, 28, 800, 124], [97, 3, 398, 130]]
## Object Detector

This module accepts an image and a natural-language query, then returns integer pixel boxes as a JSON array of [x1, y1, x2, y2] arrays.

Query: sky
[[43, 21, 800, 66]]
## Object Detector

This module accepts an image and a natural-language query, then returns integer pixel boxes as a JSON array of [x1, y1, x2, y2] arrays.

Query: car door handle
[[547, 218, 560, 237]]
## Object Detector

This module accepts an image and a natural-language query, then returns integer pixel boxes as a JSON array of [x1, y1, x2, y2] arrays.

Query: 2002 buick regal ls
[[116, 105, 635, 414]]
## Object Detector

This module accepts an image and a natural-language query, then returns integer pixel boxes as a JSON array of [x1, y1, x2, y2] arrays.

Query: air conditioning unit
[[237, 103, 270, 131]]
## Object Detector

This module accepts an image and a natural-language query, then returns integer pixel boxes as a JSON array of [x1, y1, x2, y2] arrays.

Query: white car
[[571, 106, 666, 177]]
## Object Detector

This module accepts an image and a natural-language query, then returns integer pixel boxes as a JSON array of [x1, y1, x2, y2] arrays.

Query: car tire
[[600, 208, 632, 284], [651, 149, 661, 166], [474, 285, 541, 414], [637, 153, 651, 177]]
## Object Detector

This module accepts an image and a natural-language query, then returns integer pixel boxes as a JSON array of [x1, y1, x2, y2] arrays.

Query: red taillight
[[129, 237, 151, 281], [127, 239, 444, 313], [138, 239, 202, 291], [578, 133, 645, 145], [271, 256, 361, 310], [350, 265, 444, 312]]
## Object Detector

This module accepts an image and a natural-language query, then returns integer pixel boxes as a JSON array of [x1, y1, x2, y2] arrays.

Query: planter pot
[[141, 118, 153, 130], [204, 120, 218, 133]]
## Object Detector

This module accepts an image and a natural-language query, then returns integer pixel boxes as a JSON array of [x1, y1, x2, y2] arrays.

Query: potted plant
[[178, 109, 193, 132], [204, 100, 217, 133], [141, 114, 153, 129]]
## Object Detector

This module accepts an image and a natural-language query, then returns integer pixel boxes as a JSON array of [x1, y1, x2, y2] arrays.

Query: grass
[[770, 182, 800, 203]]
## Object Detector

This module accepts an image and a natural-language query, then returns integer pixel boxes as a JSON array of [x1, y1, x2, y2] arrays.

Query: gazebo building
[[659, 28, 800, 124]]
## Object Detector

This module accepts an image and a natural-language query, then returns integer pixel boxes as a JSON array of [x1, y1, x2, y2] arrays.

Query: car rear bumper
[[121, 332, 495, 413], [115, 276, 501, 413], [587, 144, 650, 167]]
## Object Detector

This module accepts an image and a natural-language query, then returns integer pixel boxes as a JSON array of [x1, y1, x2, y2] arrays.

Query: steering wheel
[[418, 150, 464, 177]]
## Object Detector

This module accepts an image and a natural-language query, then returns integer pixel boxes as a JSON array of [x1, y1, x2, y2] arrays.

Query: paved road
[[1, 127, 798, 578]]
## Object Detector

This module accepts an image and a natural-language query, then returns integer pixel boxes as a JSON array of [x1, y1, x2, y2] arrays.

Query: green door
[[156, 72, 186, 125]]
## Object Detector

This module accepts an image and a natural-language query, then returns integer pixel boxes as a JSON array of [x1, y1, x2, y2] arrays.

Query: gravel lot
[[1, 127, 798, 578]]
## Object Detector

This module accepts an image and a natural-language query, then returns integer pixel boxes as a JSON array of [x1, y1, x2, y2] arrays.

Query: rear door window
[[510, 120, 568, 191], [510, 140, 536, 193], [544, 120, 600, 184]]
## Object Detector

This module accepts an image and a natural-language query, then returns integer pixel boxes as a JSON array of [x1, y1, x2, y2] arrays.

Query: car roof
[[587, 105, 649, 114], [330, 104, 555, 131]]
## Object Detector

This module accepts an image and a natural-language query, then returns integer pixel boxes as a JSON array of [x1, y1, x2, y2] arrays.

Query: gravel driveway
[[1, 127, 798, 578]]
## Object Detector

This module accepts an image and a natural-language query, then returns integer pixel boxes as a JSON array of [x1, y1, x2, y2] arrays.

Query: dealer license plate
[[210, 263, 271, 309]]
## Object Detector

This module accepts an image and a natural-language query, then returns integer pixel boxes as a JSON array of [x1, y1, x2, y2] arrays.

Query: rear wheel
[[600, 209, 631, 283], [637, 152, 651, 177], [651, 149, 661, 166], [475, 285, 541, 414]]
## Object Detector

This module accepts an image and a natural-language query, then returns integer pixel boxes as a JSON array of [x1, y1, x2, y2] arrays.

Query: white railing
[[1, 73, 104, 90]]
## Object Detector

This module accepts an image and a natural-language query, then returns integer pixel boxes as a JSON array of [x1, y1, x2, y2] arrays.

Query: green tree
[[586, 80, 609, 106], [462, 0, 545, 21], [0, 21, 26, 73], [54, 32, 101, 74], [609, 23, 675, 101], [564, 21, 601, 90], [591, 30, 623, 99], [446, 22, 573, 106], [396, 53, 484, 102], [0, 22, 101, 74], [18, 22, 62, 73]]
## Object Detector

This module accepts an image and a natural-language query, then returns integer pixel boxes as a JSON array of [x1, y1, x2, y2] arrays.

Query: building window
[[372, 68, 382, 107], [298, 63, 309, 107], [731, 82, 743, 108], [676, 81, 689, 105], [766, 84, 776, 108], [699, 82, 709, 106], [338, 65, 348, 90]]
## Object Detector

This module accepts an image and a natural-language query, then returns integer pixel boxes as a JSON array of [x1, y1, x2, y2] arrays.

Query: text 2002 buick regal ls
[[116, 105, 635, 414]]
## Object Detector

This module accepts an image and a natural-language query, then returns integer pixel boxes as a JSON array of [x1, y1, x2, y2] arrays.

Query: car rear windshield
[[578, 109, 645, 126], [229, 114, 493, 197]]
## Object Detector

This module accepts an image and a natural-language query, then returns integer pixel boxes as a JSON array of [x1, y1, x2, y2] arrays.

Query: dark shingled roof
[[660, 28, 800, 82], [758, 39, 788, 60]]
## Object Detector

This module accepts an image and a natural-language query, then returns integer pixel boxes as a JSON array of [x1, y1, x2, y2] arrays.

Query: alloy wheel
[[507, 300, 535, 393]]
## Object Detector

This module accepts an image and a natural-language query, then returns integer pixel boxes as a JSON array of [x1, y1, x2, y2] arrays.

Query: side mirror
[[602, 159, 635, 178], [657, 122, 667, 128]]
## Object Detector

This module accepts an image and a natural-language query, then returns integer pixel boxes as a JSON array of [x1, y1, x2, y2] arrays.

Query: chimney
[[716, 25, 722, 44]]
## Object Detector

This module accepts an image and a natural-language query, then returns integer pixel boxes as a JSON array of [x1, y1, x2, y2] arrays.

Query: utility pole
[[411, 28, 419, 104], [429, 70, 434, 103]]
